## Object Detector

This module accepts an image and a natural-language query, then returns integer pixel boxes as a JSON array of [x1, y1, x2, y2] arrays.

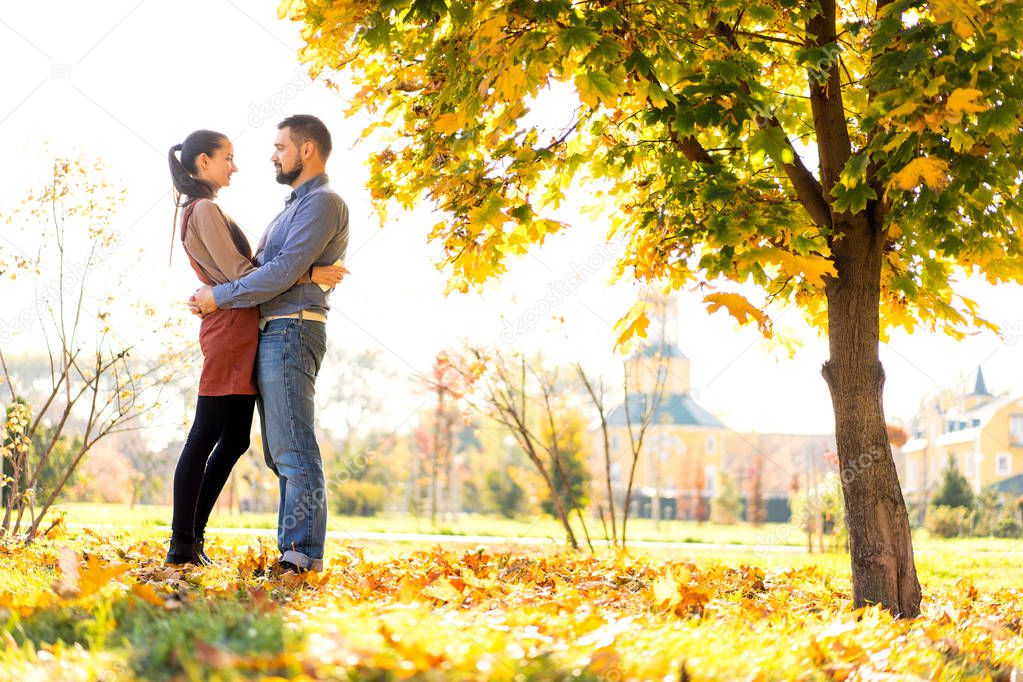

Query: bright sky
[[2, 0, 1023, 445]]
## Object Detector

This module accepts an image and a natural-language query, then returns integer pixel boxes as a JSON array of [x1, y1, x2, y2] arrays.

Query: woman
[[166, 130, 342, 566]]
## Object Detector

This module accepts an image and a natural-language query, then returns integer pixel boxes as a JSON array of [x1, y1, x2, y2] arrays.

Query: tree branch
[[712, 20, 834, 229], [806, 0, 852, 202], [655, 17, 833, 228]]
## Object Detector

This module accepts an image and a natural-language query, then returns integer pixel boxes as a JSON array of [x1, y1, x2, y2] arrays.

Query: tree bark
[[822, 217, 922, 617]]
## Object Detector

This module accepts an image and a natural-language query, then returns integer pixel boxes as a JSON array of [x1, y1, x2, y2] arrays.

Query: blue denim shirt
[[212, 174, 349, 318]]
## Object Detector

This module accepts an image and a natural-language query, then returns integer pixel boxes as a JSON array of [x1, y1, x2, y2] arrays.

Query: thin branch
[[732, 30, 804, 47], [577, 363, 617, 545], [0, 348, 15, 402], [538, 369, 593, 552]]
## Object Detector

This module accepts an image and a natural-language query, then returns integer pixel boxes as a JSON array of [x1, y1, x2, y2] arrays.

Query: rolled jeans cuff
[[282, 549, 323, 572]]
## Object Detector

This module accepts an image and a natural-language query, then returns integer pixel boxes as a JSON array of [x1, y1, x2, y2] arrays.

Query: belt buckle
[[258, 318, 267, 332]]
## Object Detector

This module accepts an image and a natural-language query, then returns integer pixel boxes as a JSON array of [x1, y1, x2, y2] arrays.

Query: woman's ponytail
[[168, 131, 226, 265]]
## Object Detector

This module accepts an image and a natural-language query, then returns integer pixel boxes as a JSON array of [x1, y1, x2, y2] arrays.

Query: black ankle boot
[[164, 534, 203, 566], [193, 536, 214, 566]]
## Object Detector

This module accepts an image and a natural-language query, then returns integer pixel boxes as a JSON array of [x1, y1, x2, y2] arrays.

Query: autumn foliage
[[280, 0, 1021, 339], [1, 527, 1022, 679]]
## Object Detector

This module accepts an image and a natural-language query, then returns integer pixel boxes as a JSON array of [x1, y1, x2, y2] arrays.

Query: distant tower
[[606, 288, 725, 523], [973, 365, 991, 396], [964, 365, 993, 410], [626, 288, 690, 394]]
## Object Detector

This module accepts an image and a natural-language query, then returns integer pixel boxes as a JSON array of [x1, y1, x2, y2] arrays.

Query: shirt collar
[[285, 173, 329, 206]]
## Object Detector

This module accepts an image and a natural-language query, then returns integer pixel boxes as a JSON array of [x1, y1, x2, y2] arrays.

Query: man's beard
[[275, 159, 303, 185]]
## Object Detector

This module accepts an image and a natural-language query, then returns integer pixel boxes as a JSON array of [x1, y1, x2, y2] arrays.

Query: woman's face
[[195, 139, 237, 191]]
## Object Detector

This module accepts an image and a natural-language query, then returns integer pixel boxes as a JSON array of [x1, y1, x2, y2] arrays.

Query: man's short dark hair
[[278, 114, 332, 160]]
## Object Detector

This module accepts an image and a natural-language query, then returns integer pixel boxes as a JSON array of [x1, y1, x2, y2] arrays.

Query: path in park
[[71, 523, 808, 554]]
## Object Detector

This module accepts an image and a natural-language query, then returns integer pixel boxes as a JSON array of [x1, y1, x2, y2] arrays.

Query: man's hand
[[311, 262, 350, 288], [188, 286, 218, 317]]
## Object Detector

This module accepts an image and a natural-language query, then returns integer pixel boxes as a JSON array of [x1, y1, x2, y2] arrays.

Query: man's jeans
[[256, 318, 327, 571]]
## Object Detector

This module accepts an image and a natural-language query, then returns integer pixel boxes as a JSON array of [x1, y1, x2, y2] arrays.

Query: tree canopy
[[282, 0, 1023, 343]]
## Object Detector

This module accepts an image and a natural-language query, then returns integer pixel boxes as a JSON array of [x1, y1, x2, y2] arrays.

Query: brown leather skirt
[[197, 307, 259, 396]]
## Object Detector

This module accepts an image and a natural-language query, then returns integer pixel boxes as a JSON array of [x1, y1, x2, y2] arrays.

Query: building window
[[997, 452, 1012, 476], [706, 435, 715, 453], [1011, 415, 1023, 446]]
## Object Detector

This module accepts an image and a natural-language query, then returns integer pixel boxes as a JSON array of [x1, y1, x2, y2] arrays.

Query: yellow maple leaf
[[703, 293, 773, 337], [432, 112, 463, 135], [890, 157, 950, 191], [886, 101, 919, 120], [77, 554, 130, 599], [929, 0, 983, 39], [574, 71, 620, 108], [946, 88, 987, 114], [424, 577, 464, 603], [132, 583, 166, 608], [612, 302, 650, 352], [775, 251, 837, 289], [443, 275, 470, 296], [494, 65, 527, 102], [652, 574, 679, 608]]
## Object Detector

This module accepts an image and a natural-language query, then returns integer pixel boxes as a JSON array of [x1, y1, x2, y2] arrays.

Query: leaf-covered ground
[[1, 524, 1021, 681]]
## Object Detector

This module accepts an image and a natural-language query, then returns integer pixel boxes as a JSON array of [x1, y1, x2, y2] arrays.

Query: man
[[189, 114, 348, 573]]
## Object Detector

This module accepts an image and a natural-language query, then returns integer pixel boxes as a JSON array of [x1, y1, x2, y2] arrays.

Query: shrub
[[970, 487, 1003, 536], [710, 472, 742, 525], [993, 516, 1022, 539], [790, 472, 846, 534], [931, 455, 974, 510], [926, 505, 970, 538], [333, 480, 386, 517], [485, 469, 524, 519]]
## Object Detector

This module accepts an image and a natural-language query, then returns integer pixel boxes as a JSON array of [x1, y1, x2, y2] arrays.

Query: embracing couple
[[165, 114, 348, 574]]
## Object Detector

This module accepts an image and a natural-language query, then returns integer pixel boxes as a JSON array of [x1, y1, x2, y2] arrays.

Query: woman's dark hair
[[167, 130, 229, 265], [168, 129, 227, 201]]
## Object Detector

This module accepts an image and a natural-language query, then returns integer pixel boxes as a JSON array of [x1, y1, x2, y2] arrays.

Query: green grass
[[56, 502, 809, 545], [55, 502, 1023, 555]]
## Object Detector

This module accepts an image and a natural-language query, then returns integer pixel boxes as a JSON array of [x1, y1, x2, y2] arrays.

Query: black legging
[[171, 394, 256, 542]]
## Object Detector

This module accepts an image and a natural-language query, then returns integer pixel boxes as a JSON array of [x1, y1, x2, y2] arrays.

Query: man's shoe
[[271, 559, 308, 576], [164, 535, 203, 566]]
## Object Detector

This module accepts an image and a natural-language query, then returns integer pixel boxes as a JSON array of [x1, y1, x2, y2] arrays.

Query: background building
[[902, 367, 1023, 509], [589, 290, 726, 521], [589, 290, 836, 522], [721, 432, 836, 522]]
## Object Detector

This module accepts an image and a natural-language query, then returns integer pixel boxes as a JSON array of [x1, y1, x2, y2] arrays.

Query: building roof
[[992, 473, 1023, 496], [634, 342, 688, 360], [973, 366, 991, 396], [903, 392, 1023, 453], [607, 392, 725, 429]]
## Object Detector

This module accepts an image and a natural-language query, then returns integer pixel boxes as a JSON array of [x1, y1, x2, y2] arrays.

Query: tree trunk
[[822, 217, 921, 617]]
